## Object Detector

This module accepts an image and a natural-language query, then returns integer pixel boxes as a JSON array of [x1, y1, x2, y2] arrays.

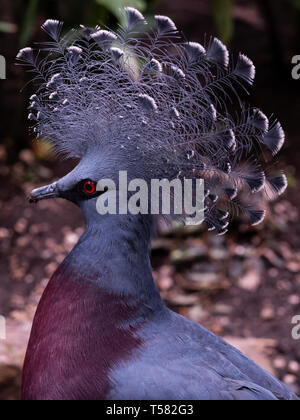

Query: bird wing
[[108, 310, 298, 400], [109, 355, 278, 400]]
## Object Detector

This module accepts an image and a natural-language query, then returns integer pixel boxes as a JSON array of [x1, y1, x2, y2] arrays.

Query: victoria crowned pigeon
[[17, 9, 298, 400]]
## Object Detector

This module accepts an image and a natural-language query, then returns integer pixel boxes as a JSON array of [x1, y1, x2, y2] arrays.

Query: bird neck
[[64, 213, 163, 306], [22, 214, 165, 400]]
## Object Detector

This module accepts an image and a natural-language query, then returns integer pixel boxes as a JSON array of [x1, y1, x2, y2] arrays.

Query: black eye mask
[[61, 180, 107, 203]]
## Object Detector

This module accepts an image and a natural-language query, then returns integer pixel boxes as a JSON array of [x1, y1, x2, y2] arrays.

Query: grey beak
[[28, 182, 59, 203]]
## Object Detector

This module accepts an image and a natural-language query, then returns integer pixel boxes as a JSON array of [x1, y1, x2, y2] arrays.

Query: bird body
[[19, 8, 298, 400], [22, 213, 297, 400]]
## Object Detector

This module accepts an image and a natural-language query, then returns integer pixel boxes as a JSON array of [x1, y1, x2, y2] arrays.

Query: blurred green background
[[0, 0, 300, 400]]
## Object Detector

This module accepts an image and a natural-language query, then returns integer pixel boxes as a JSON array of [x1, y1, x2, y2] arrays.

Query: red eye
[[83, 181, 96, 195]]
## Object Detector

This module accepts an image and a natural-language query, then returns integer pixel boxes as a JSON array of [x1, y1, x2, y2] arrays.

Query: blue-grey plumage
[[17, 8, 289, 231], [109, 311, 296, 400], [22, 205, 298, 400], [19, 8, 297, 401]]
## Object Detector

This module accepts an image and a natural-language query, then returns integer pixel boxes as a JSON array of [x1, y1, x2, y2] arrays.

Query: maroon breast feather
[[22, 265, 143, 400]]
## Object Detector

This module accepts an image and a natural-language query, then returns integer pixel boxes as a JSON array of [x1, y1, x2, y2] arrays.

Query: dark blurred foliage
[[211, 0, 300, 47]]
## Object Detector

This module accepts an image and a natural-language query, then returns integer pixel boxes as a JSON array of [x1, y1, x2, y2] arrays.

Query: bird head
[[19, 8, 287, 233]]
